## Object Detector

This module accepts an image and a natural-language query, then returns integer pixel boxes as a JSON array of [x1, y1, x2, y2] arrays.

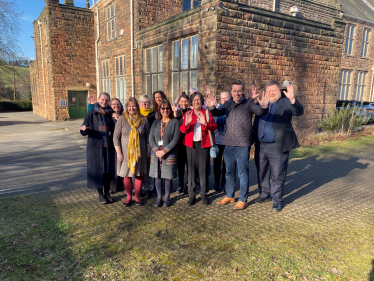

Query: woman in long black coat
[[80, 92, 116, 204]]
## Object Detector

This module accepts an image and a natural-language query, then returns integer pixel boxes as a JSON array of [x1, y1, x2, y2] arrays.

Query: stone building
[[30, 0, 374, 128]]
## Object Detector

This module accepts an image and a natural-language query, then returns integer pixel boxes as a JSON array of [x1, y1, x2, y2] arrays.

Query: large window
[[115, 55, 126, 103], [144, 44, 164, 96], [361, 28, 370, 57], [102, 59, 111, 95], [354, 71, 367, 101], [338, 70, 352, 100], [172, 35, 198, 101], [345, 24, 355, 55], [183, 0, 201, 12], [106, 3, 116, 41]]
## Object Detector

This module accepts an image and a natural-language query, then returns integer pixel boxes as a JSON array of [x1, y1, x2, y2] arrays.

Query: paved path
[[0, 112, 85, 197]]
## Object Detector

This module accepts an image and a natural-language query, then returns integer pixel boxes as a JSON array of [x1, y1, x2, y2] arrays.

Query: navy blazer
[[252, 97, 304, 153]]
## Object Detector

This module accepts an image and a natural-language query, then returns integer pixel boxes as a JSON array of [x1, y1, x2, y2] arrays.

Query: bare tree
[[0, 0, 22, 71]]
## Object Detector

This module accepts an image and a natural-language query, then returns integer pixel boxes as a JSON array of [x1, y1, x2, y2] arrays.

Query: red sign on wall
[[72, 97, 76, 103]]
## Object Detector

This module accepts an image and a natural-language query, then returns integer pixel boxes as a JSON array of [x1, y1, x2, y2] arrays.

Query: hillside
[[0, 66, 30, 88]]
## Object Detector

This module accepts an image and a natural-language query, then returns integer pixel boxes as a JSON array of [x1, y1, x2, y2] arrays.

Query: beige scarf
[[127, 115, 141, 174]]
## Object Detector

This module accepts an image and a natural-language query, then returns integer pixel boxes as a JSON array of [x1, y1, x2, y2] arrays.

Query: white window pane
[[158, 45, 163, 72], [119, 56, 123, 76], [123, 55, 125, 74], [145, 49, 151, 73], [152, 46, 157, 73], [146, 75, 151, 96], [191, 35, 198, 68], [181, 71, 188, 94], [120, 78, 124, 102], [173, 41, 179, 70], [158, 74, 163, 91], [112, 19, 115, 39], [181, 38, 189, 69], [190, 70, 197, 88], [123, 77, 127, 103], [115, 78, 118, 97], [172, 72, 179, 101], [115, 57, 118, 76], [107, 22, 110, 40], [152, 74, 158, 94]]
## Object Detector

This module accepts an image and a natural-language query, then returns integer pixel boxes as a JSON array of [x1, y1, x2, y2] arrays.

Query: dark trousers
[[177, 143, 188, 188], [213, 144, 226, 186], [186, 141, 210, 198], [255, 142, 289, 204]]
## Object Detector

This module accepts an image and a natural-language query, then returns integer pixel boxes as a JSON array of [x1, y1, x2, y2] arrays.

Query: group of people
[[81, 79, 303, 211]]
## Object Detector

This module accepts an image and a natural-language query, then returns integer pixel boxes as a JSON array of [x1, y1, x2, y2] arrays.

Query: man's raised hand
[[204, 84, 216, 109], [284, 83, 296, 104], [258, 91, 270, 108], [248, 85, 259, 100]]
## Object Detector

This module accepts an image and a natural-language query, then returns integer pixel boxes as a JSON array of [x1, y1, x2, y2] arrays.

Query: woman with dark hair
[[149, 99, 180, 207], [80, 92, 116, 204], [113, 97, 150, 206], [152, 90, 167, 117], [180, 92, 217, 206], [109, 98, 125, 194], [172, 93, 191, 194]]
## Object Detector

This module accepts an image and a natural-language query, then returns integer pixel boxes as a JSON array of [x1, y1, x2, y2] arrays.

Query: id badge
[[158, 140, 163, 146]]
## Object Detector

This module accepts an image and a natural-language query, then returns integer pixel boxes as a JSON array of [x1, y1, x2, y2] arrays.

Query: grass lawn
[[0, 66, 30, 88], [1, 134, 374, 280]]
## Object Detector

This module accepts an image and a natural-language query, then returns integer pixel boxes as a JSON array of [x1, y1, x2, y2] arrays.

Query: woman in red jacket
[[180, 91, 217, 206]]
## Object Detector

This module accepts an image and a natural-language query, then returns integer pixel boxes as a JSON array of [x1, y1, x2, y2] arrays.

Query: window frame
[[338, 69, 352, 100], [361, 28, 370, 58], [354, 71, 367, 101], [345, 24, 355, 55], [144, 44, 164, 96], [102, 59, 111, 95], [115, 55, 126, 104], [106, 3, 116, 41], [171, 34, 199, 101]]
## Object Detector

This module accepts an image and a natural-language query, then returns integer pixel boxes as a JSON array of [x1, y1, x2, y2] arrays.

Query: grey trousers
[[255, 142, 289, 204]]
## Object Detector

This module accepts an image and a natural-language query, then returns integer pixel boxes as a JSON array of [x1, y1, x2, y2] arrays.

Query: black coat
[[80, 108, 116, 190], [252, 97, 304, 153]]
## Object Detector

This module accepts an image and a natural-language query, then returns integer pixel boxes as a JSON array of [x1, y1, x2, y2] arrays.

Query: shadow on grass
[[370, 259, 374, 281]]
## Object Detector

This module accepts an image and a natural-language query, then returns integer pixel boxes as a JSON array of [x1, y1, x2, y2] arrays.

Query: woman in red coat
[[180, 91, 217, 206]]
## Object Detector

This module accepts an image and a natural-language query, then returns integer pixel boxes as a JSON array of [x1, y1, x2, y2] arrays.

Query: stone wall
[[215, 3, 345, 130], [31, 0, 95, 121], [340, 15, 374, 102]]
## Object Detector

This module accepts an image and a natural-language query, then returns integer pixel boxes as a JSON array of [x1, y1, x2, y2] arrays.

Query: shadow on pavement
[[0, 120, 45, 126], [284, 156, 369, 204]]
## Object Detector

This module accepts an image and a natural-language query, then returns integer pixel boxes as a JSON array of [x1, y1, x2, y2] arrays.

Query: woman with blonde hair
[[113, 97, 150, 206]]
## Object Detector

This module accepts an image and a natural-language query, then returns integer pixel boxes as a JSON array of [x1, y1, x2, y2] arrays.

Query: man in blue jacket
[[252, 81, 304, 211]]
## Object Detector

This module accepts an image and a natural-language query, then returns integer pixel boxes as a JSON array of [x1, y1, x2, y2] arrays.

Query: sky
[[17, 0, 90, 61]]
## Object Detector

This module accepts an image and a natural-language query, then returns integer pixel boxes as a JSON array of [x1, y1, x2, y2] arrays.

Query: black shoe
[[254, 196, 271, 203], [140, 190, 147, 198], [154, 199, 162, 207], [163, 198, 171, 207], [183, 188, 188, 194], [202, 196, 209, 205], [110, 190, 116, 194], [98, 194, 109, 204], [135, 200, 143, 206], [177, 186, 183, 193], [123, 201, 132, 207], [105, 193, 114, 203], [272, 202, 282, 212], [187, 196, 196, 206]]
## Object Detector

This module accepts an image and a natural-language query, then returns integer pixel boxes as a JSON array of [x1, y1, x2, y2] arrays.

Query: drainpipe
[[38, 20, 48, 119], [95, 6, 100, 96], [131, 0, 134, 97], [273, 0, 276, 11]]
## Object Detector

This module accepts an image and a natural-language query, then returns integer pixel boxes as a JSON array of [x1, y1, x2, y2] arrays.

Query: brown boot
[[217, 197, 235, 205], [233, 201, 248, 210]]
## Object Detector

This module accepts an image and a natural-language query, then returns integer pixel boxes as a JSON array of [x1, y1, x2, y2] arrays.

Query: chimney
[[64, 0, 74, 5]]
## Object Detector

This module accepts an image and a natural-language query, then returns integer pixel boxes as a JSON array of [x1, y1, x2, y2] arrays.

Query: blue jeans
[[223, 145, 250, 202]]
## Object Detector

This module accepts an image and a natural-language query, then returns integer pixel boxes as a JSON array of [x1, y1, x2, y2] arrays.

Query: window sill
[[345, 54, 354, 57], [106, 38, 117, 44], [360, 57, 370, 60]]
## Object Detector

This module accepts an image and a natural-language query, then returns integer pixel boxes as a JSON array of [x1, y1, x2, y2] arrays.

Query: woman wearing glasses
[[149, 99, 180, 207], [180, 92, 217, 206]]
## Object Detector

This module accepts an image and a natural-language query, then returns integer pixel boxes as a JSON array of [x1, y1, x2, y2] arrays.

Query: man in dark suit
[[252, 80, 304, 211]]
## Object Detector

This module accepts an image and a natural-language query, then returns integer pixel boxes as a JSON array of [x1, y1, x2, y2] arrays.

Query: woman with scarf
[[113, 97, 150, 206], [139, 94, 156, 197], [80, 92, 116, 204], [109, 98, 125, 194], [172, 93, 191, 194], [149, 99, 180, 207]]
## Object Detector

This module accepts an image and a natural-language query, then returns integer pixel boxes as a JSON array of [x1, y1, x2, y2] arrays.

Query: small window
[[345, 24, 355, 55], [354, 71, 367, 101], [144, 44, 164, 96], [361, 28, 370, 57], [115, 55, 126, 104], [338, 70, 352, 100], [102, 59, 111, 95], [171, 35, 198, 101], [183, 0, 201, 12], [106, 3, 116, 41]]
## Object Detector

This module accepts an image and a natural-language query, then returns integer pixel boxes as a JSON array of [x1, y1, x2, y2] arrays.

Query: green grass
[[1, 134, 374, 280], [0, 66, 29, 88]]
